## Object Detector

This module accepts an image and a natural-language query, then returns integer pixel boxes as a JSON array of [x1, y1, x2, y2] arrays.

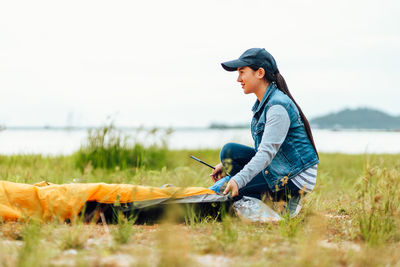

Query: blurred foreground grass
[[0, 125, 399, 266]]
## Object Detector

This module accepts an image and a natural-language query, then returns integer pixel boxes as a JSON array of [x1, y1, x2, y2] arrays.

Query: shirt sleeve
[[231, 105, 290, 189]]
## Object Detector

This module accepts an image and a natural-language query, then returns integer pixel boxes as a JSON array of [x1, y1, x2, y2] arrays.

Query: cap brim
[[221, 59, 248, 71]]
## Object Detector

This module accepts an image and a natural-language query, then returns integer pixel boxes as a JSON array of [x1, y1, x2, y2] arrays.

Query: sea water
[[0, 128, 399, 155]]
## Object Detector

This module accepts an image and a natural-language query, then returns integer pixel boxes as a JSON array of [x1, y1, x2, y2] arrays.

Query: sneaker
[[273, 195, 302, 218], [288, 195, 302, 218]]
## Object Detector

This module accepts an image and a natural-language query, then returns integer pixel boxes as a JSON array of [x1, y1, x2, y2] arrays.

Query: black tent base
[[80, 200, 234, 224]]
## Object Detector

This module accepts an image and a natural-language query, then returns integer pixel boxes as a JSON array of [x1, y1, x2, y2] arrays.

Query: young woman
[[210, 48, 319, 216]]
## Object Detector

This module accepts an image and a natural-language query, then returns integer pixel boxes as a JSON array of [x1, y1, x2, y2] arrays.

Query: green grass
[[74, 123, 171, 171], [0, 126, 400, 266]]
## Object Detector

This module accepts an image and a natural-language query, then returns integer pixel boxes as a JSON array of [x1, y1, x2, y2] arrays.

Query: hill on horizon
[[310, 107, 400, 130], [209, 107, 400, 130]]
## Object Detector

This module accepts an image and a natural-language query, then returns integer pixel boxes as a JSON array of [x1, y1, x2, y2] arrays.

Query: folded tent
[[0, 181, 231, 223]]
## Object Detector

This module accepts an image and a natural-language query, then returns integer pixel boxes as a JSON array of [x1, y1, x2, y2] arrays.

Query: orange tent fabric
[[0, 181, 216, 221]]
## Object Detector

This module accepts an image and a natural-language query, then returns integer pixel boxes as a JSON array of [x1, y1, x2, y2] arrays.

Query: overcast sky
[[1, 0, 399, 128]]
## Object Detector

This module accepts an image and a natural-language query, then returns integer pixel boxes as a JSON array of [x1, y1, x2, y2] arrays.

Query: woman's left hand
[[223, 179, 239, 197]]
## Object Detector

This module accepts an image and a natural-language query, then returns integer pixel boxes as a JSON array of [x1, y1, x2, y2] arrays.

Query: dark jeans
[[220, 142, 301, 201]]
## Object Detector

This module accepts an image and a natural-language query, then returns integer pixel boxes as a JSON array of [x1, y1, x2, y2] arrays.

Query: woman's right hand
[[210, 163, 223, 182]]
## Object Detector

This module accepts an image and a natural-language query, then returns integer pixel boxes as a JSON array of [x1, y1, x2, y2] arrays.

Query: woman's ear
[[256, 68, 266, 79]]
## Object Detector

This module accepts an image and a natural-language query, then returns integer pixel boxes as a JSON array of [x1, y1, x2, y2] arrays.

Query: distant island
[[209, 122, 249, 129], [209, 107, 400, 131], [310, 107, 400, 130]]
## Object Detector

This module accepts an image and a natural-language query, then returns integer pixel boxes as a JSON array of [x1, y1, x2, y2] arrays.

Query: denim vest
[[251, 83, 319, 192]]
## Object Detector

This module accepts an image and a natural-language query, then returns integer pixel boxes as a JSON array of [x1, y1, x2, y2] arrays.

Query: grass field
[[0, 128, 399, 266]]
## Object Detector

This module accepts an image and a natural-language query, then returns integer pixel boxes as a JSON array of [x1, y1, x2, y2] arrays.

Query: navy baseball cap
[[221, 48, 278, 74]]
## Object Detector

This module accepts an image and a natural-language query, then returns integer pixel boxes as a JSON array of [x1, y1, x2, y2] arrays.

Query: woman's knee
[[220, 142, 255, 162], [220, 142, 237, 162]]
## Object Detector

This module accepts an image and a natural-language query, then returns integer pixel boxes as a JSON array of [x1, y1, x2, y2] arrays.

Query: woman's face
[[236, 66, 260, 94]]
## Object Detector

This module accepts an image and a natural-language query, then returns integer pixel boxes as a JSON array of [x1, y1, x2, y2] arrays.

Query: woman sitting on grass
[[210, 48, 319, 217]]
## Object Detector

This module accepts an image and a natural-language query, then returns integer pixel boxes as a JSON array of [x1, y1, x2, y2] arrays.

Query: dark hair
[[249, 65, 319, 158]]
